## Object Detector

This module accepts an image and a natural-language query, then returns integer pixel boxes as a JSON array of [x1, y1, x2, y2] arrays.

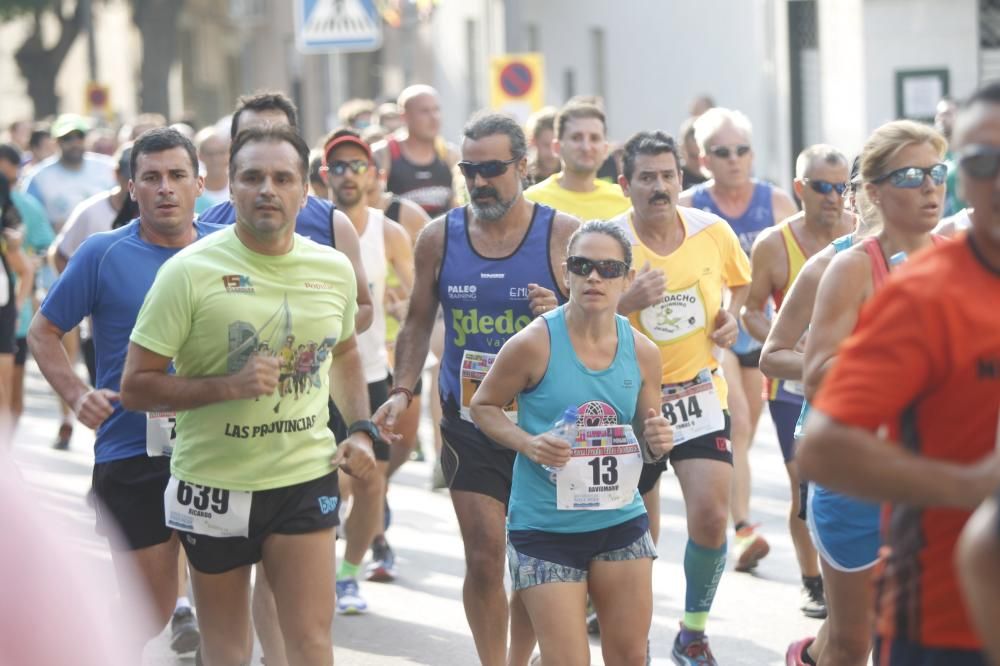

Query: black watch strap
[[347, 419, 381, 445]]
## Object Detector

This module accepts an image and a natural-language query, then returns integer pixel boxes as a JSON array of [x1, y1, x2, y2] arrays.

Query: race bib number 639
[[164, 476, 252, 538]]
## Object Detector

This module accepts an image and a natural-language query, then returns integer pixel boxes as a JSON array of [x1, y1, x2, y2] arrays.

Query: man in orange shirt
[[798, 82, 1000, 665]]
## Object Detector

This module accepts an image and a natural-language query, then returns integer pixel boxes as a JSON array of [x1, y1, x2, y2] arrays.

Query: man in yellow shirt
[[524, 102, 631, 220]]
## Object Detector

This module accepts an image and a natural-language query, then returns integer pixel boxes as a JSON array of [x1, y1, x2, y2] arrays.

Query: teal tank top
[[508, 306, 646, 533]]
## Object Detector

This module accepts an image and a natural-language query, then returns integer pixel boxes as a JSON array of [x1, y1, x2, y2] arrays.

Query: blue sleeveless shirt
[[198, 195, 336, 248], [438, 204, 562, 413], [509, 307, 645, 532]]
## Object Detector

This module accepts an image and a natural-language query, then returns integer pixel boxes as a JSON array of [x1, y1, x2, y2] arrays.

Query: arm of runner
[[396, 198, 431, 246], [372, 218, 444, 433], [617, 261, 667, 316], [469, 319, 570, 467], [3, 229, 32, 311], [957, 495, 1000, 663], [120, 342, 280, 412], [760, 250, 829, 381], [332, 210, 373, 334], [802, 249, 869, 401], [28, 313, 116, 429], [772, 188, 800, 223], [328, 334, 377, 479], [741, 228, 780, 343], [633, 331, 673, 460], [385, 219, 414, 293], [710, 283, 748, 347]]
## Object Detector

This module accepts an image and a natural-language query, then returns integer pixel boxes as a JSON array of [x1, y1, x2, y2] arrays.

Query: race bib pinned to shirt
[[146, 411, 177, 457], [556, 425, 643, 511], [459, 350, 516, 422], [639, 282, 708, 345], [661, 369, 725, 444], [164, 476, 252, 538]]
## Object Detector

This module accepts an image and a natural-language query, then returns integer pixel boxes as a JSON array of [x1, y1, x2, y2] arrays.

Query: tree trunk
[[13, 5, 85, 119], [133, 0, 184, 116]]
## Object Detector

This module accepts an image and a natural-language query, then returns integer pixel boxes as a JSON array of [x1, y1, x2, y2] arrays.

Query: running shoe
[[336, 578, 368, 615], [53, 423, 72, 450], [586, 598, 600, 635], [733, 524, 770, 572], [800, 578, 827, 619], [785, 637, 815, 666], [366, 539, 398, 582], [170, 606, 201, 654], [672, 630, 717, 665]]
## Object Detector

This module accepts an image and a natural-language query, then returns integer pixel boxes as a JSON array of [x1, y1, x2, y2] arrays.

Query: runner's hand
[[643, 407, 674, 458], [528, 283, 559, 316], [73, 388, 118, 430], [710, 308, 738, 348], [524, 433, 571, 468], [333, 433, 376, 480], [231, 353, 280, 399], [619, 262, 666, 313], [373, 392, 408, 434], [2, 227, 23, 252]]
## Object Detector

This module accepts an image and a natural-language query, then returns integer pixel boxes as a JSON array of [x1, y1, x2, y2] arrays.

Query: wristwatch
[[348, 419, 382, 445]]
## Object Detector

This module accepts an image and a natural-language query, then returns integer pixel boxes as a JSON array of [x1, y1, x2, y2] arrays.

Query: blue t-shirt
[[508, 307, 646, 533], [39, 220, 223, 463], [21, 153, 116, 229], [437, 204, 563, 413], [12, 191, 55, 338], [198, 195, 336, 247]]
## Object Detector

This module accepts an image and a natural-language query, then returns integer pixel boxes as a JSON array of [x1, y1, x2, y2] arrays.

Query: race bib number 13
[[661, 369, 725, 445], [556, 425, 643, 511], [164, 476, 252, 538]]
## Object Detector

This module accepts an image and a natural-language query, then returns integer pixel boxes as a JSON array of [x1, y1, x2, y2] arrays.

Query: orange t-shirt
[[814, 235, 1000, 650]]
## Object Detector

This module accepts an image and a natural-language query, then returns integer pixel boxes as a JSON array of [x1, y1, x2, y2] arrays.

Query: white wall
[[818, 0, 868, 157], [862, 0, 978, 130]]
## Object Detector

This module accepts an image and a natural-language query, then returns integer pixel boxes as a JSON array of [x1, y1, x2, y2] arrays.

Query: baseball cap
[[322, 132, 373, 166], [51, 114, 91, 139]]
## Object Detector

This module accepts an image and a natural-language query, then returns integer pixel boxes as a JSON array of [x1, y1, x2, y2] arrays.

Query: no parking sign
[[490, 53, 544, 124]]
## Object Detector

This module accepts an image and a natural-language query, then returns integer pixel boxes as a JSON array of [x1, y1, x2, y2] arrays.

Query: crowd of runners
[[0, 76, 997, 666]]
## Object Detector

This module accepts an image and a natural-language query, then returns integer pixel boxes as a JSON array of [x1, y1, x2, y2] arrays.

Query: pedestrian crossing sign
[[295, 0, 383, 53]]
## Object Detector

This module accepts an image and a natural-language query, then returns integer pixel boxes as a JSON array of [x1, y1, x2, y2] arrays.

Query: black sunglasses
[[959, 145, 1000, 180], [458, 156, 521, 180], [803, 178, 848, 196], [566, 255, 629, 279], [323, 159, 370, 176], [872, 163, 947, 189], [707, 144, 751, 159]]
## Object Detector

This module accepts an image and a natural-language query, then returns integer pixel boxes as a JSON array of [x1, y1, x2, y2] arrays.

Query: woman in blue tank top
[[471, 220, 672, 665]]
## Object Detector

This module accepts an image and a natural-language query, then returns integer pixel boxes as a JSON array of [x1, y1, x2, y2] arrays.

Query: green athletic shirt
[[131, 225, 358, 491]]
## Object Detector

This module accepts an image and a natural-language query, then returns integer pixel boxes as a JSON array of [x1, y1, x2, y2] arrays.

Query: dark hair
[[29, 128, 50, 150], [231, 91, 298, 140], [555, 103, 606, 140], [462, 112, 527, 160], [963, 81, 1000, 108], [0, 143, 21, 167], [568, 220, 633, 269], [229, 125, 310, 182], [621, 131, 682, 183], [130, 127, 198, 179]]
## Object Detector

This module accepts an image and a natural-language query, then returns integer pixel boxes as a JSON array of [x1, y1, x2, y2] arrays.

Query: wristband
[[348, 419, 381, 445], [388, 385, 414, 407]]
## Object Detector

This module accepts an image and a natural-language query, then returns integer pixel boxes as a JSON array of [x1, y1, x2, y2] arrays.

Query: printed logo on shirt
[[305, 281, 334, 290], [481, 272, 506, 279], [222, 274, 255, 294], [446, 284, 478, 300], [509, 286, 529, 300]]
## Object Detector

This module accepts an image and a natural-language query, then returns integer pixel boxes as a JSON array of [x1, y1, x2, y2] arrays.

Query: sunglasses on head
[[458, 156, 521, 180], [872, 163, 947, 188], [323, 159, 370, 176], [566, 255, 629, 279], [803, 178, 848, 196], [707, 144, 751, 159], [959, 145, 1000, 180]]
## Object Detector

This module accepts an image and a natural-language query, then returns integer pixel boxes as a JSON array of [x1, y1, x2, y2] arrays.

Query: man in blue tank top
[[28, 128, 219, 658], [679, 108, 799, 573], [375, 113, 580, 666]]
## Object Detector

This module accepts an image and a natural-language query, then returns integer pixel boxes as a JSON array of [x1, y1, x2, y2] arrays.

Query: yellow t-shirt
[[613, 207, 751, 407], [524, 173, 631, 221], [130, 225, 358, 491]]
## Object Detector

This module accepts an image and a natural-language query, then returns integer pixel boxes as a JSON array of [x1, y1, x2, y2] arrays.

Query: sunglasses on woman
[[803, 179, 848, 196], [872, 163, 947, 188], [707, 144, 751, 159], [566, 255, 629, 279], [959, 145, 1000, 180], [457, 156, 521, 180]]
